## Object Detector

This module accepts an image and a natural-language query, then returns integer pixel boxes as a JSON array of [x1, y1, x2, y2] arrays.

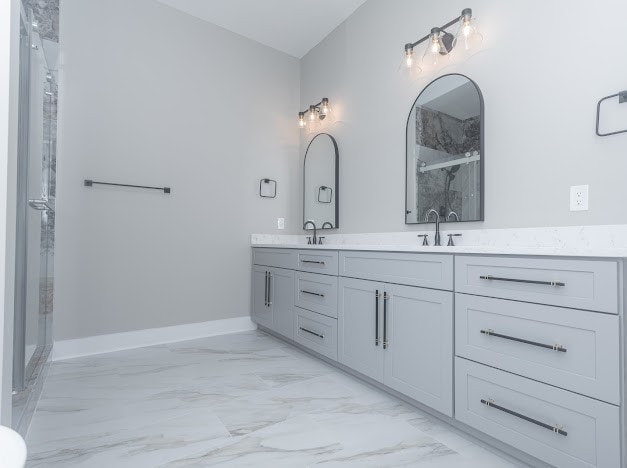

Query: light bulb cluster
[[400, 8, 482, 79], [298, 97, 332, 130]]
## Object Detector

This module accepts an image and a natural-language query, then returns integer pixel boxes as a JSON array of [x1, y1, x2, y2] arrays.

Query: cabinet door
[[269, 267, 294, 339], [384, 284, 453, 416], [252, 266, 272, 328], [338, 277, 384, 382]]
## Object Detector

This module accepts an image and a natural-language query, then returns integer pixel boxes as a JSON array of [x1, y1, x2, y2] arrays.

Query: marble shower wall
[[414, 107, 480, 221], [415, 107, 479, 157], [26, 0, 59, 43], [41, 80, 57, 318]]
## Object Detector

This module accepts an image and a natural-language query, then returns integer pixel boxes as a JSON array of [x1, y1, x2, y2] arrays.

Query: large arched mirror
[[304, 133, 339, 230], [405, 74, 484, 224]]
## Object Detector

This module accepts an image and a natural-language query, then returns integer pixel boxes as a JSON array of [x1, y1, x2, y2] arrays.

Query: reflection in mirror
[[304, 133, 339, 230], [405, 74, 483, 224]]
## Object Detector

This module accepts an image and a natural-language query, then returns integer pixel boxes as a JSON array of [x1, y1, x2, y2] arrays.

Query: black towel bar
[[84, 179, 171, 194]]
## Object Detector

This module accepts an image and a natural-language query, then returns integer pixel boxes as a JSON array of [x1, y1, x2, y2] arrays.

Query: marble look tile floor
[[26, 330, 522, 467]]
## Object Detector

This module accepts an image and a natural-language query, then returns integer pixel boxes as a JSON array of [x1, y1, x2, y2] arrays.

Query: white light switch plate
[[570, 185, 589, 211], [277, 218, 285, 229]]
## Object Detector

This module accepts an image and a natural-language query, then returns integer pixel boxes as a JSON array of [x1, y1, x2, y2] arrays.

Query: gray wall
[[55, 0, 300, 340], [299, 0, 627, 233], [0, 0, 20, 425]]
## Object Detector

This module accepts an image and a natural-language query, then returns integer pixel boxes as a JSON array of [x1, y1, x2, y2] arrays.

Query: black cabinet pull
[[480, 275, 565, 287], [480, 399, 567, 436], [375, 289, 380, 346], [301, 290, 325, 298], [299, 327, 324, 339], [267, 273, 272, 306], [264, 272, 268, 307], [301, 260, 326, 265], [480, 329, 567, 352], [383, 292, 389, 349]]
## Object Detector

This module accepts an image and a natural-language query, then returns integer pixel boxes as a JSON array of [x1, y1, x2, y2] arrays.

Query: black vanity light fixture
[[401, 8, 482, 79], [298, 97, 332, 130]]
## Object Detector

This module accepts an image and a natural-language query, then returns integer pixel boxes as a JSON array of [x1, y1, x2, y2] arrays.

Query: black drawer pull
[[375, 290, 380, 346], [480, 329, 567, 352], [480, 275, 565, 287], [383, 292, 389, 349], [481, 399, 567, 436], [267, 273, 273, 306], [264, 271, 269, 307], [299, 327, 324, 339], [301, 260, 326, 265], [301, 290, 325, 298]]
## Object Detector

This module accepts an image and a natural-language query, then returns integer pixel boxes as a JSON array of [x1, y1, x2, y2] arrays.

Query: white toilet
[[0, 426, 27, 468]]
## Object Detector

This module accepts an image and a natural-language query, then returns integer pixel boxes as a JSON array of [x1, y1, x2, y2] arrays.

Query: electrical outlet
[[277, 217, 285, 230], [570, 185, 589, 211]]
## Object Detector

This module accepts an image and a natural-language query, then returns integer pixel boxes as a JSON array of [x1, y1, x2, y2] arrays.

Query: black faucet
[[424, 209, 441, 246], [304, 221, 317, 245]]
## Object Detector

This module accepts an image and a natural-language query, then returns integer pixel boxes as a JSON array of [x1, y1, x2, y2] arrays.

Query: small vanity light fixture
[[400, 8, 482, 78], [298, 98, 332, 130]]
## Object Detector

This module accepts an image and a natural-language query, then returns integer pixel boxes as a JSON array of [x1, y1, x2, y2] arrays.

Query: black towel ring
[[596, 91, 627, 137]]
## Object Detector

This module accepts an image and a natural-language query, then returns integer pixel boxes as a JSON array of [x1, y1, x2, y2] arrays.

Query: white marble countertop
[[251, 225, 627, 258], [251, 243, 627, 258]]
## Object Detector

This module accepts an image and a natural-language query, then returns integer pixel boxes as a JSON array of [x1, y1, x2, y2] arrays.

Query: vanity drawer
[[252, 248, 297, 270], [455, 255, 618, 313], [297, 250, 338, 275], [455, 294, 620, 404], [294, 272, 338, 318], [339, 251, 453, 290], [455, 358, 621, 468], [293, 307, 337, 361]]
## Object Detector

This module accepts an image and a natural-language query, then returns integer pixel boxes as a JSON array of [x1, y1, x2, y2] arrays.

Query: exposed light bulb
[[308, 105, 317, 121], [320, 98, 330, 117], [430, 38, 440, 53], [452, 8, 483, 56], [422, 28, 448, 69], [298, 112, 306, 129], [399, 44, 421, 79], [462, 19, 472, 37], [405, 48, 414, 68]]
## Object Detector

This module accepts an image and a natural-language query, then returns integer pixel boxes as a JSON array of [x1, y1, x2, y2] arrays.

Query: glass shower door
[[12, 6, 56, 434]]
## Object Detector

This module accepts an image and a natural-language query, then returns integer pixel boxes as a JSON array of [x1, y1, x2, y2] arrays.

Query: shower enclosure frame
[[12, 2, 56, 435], [13, 2, 33, 394]]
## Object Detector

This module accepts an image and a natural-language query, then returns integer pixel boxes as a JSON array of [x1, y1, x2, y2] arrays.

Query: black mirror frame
[[303, 133, 339, 230], [404, 73, 485, 225]]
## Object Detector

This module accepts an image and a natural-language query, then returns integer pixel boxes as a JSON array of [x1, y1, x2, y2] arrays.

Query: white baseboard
[[52, 316, 257, 361]]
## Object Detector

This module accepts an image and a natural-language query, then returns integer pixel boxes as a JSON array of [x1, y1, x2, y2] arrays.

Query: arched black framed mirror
[[303, 133, 339, 230], [405, 73, 484, 224]]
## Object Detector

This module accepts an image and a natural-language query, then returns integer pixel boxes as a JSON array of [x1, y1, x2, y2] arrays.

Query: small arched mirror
[[405, 74, 484, 224], [304, 133, 339, 230]]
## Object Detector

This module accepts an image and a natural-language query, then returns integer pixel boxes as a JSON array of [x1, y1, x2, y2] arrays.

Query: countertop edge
[[250, 243, 627, 258]]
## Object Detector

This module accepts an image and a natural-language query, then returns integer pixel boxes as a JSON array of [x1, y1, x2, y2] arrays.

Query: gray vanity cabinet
[[253, 247, 625, 467], [338, 277, 385, 382], [269, 267, 295, 339], [455, 255, 618, 314], [338, 277, 453, 416], [252, 265, 273, 329], [384, 284, 453, 416], [251, 265, 294, 340], [456, 358, 621, 468]]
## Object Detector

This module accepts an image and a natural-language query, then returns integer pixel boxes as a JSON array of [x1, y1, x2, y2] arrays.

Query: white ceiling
[[154, 0, 367, 58]]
